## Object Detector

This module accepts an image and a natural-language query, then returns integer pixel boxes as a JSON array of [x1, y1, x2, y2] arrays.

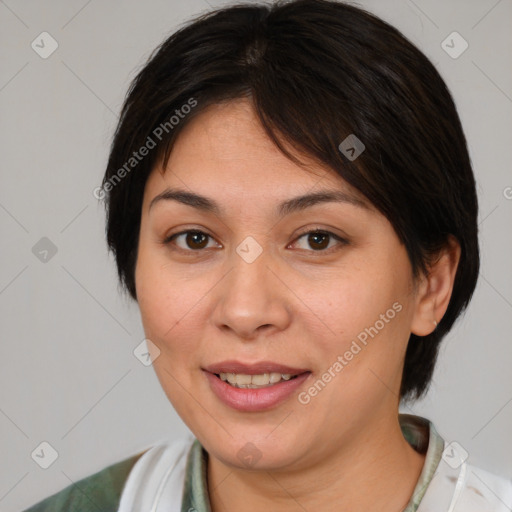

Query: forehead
[[143, 99, 370, 211]]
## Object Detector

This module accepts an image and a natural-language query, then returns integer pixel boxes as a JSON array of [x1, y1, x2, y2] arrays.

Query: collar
[[181, 413, 445, 512]]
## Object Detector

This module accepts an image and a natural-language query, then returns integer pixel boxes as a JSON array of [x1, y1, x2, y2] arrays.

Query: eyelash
[[161, 228, 349, 255]]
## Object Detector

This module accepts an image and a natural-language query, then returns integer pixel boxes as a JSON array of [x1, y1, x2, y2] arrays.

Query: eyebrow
[[148, 187, 370, 217]]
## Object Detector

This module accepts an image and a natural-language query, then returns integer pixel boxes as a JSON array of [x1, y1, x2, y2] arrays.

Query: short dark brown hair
[[101, 0, 479, 402]]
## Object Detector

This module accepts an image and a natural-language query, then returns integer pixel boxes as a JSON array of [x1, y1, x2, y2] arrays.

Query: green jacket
[[23, 451, 146, 512]]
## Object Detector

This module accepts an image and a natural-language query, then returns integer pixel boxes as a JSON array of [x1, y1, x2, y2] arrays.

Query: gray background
[[1, 0, 511, 510]]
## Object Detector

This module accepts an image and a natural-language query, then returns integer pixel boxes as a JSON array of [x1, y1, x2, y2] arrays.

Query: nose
[[211, 244, 292, 341]]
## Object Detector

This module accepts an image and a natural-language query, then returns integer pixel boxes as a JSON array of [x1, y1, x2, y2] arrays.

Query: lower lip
[[204, 371, 311, 412]]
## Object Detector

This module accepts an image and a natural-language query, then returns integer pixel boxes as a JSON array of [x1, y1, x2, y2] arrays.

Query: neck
[[207, 415, 426, 512]]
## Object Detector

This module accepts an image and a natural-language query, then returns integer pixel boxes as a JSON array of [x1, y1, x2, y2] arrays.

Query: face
[[135, 98, 421, 471]]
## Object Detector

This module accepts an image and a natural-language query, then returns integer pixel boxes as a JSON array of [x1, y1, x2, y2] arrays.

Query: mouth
[[202, 361, 311, 411], [216, 372, 299, 389], [203, 360, 309, 385]]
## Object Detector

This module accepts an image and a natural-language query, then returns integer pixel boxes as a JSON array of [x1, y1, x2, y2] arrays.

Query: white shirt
[[118, 415, 512, 512]]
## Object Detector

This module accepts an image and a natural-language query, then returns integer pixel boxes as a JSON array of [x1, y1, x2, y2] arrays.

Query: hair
[[101, 0, 479, 402]]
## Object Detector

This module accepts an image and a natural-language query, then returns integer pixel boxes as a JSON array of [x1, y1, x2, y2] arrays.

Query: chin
[[195, 425, 308, 471]]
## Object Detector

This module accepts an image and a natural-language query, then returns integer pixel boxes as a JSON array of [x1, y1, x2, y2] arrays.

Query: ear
[[410, 235, 461, 336]]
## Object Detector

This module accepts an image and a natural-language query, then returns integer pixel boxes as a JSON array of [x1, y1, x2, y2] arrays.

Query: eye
[[162, 228, 348, 254], [163, 230, 220, 252], [291, 229, 348, 253]]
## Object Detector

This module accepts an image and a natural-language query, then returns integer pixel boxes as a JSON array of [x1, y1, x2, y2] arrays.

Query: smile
[[202, 361, 311, 411], [217, 372, 297, 388]]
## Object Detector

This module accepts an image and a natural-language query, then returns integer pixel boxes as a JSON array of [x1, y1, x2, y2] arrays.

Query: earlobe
[[411, 236, 461, 337]]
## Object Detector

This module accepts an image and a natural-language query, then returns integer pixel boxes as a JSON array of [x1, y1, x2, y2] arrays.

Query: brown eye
[[307, 232, 330, 250], [293, 230, 348, 253], [165, 230, 217, 251], [185, 231, 209, 249]]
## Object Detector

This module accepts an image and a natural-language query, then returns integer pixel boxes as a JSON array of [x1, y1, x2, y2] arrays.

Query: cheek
[[135, 257, 171, 337], [135, 244, 192, 351], [304, 268, 401, 340], [135, 243, 220, 363], [302, 262, 412, 388], [135, 247, 216, 431]]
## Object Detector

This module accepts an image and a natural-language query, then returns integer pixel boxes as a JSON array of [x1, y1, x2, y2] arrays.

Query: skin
[[135, 98, 460, 511]]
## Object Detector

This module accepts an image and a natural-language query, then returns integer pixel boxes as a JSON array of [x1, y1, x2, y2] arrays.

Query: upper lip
[[203, 360, 310, 375]]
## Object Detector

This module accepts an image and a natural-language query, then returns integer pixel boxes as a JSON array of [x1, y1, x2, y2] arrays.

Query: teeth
[[269, 372, 282, 384], [218, 372, 295, 388], [252, 373, 270, 385]]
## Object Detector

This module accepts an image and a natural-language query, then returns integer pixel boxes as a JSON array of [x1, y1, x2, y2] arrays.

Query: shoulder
[[117, 436, 195, 511], [459, 463, 512, 511], [22, 449, 147, 512], [421, 457, 512, 512]]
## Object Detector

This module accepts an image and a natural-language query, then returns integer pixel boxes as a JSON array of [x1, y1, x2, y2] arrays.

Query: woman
[[24, 0, 512, 510]]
